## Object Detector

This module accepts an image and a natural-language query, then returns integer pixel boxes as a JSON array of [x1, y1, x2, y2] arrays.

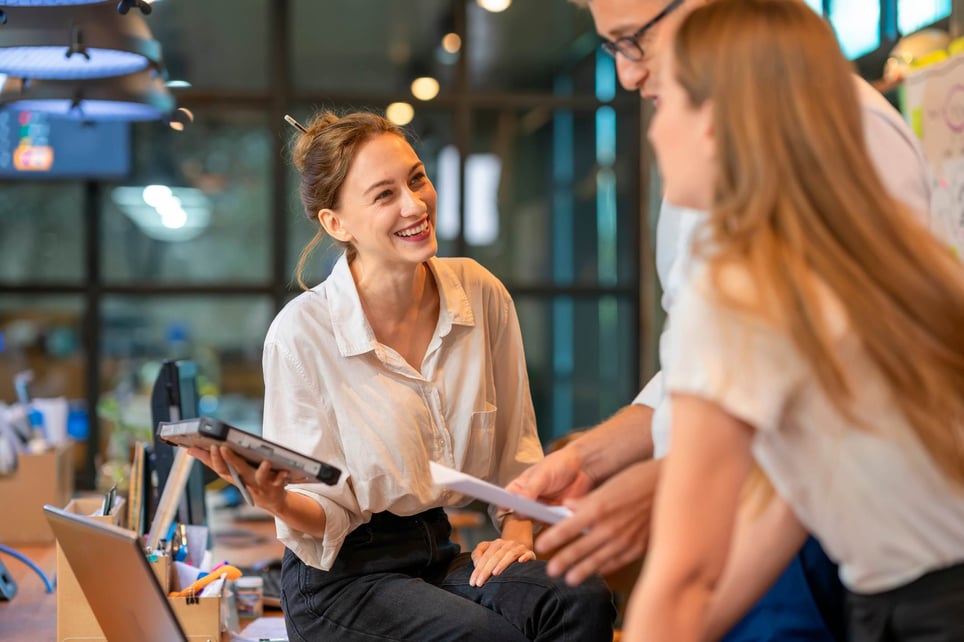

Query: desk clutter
[[0, 364, 289, 640], [0, 365, 290, 641], [46, 494, 286, 641]]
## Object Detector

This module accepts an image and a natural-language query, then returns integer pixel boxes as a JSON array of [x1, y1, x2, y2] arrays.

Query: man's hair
[[675, 0, 964, 484]]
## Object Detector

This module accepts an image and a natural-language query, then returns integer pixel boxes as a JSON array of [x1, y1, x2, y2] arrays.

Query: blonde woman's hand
[[469, 538, 536, 587]]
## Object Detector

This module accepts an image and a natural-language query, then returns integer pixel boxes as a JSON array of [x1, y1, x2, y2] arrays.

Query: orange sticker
[[13, 144, 54, 171]]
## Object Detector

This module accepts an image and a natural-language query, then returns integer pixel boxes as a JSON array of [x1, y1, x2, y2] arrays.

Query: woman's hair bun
[[291, 111, 340, 172]]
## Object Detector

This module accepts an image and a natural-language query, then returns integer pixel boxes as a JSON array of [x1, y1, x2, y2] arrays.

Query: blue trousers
[[280, 508, 616, 642], [723, 537, 846, 642]]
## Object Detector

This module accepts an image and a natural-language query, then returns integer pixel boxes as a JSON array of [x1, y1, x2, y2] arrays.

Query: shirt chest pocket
[[461, 403, 497, 479]]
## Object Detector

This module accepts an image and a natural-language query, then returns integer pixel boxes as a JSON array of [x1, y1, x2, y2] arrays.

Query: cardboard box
[[56, 499, 222, 642], [152, 554, 224, 642], [56, 496, 125, 642], [0, 444, 74, 544]]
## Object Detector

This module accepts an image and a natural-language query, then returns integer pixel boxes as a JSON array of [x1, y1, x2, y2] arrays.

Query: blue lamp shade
[[10, 97, 162, 119], [0, 69, 175, 121], [0, 3, 162, 79], [0, 46, 152, 79]]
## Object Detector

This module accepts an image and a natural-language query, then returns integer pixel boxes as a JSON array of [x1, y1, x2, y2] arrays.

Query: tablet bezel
[[158, 417, 341, 485]]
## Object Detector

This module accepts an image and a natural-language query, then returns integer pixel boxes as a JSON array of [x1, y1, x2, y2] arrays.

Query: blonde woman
[[625, 1, 964, 641]]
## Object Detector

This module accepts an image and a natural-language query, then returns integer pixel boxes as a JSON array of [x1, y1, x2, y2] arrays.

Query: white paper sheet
[[233, 616, 288, 641], [429, 462, 572, 524]]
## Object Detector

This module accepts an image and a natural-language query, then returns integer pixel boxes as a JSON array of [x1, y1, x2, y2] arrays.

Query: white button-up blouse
[[262, 254, 543, 571]]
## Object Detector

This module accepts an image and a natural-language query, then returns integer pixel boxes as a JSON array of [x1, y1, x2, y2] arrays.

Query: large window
[[0, 184, 85, 283], [102, 111, 274, 285], [898, 0, 952, 35], [809, 0, 952, 62], [829, 0, 882, 59]]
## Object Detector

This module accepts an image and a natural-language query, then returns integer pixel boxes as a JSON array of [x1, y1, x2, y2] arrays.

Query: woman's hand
[[188, 445, 289, 514], [469, 538, 536, 587]]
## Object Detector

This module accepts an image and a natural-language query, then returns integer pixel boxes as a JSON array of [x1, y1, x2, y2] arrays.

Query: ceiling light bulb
[[410, 76, 439, 101], [386, 102, 414, 126], [442, 33, 461, 53], [142, 184, 172, 207], [477, 0, 511, 13]]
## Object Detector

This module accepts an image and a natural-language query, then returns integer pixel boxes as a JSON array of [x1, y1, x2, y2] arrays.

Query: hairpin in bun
[[284, 114, 308, 133]]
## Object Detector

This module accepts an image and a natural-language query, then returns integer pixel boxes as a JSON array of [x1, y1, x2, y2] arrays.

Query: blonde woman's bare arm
[[622, 395, 754, 642], [701, 490, 809, 641]]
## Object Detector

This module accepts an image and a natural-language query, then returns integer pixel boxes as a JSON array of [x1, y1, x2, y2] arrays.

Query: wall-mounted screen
[[0, 109, 130, 180]]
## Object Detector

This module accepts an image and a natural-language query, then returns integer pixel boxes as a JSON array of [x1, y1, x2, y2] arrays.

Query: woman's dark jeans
[[847, 561, 964, 642], [280, 508, 615, 641]]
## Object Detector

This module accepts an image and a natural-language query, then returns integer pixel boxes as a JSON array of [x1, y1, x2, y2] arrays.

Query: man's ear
[[319, 208, 353, 243]]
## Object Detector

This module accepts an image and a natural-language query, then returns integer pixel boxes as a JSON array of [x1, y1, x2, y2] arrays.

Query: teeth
[[396, 221, 428, 238]]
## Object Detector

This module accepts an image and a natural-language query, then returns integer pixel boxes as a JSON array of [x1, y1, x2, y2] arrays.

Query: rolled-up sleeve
[[262, 339, 359, 570]]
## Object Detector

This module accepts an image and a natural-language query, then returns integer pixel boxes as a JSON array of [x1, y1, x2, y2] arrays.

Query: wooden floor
[[0, 506, 284, 642]]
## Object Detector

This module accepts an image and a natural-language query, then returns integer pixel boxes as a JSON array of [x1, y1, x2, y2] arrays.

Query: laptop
[[43, 504, 189, 642]]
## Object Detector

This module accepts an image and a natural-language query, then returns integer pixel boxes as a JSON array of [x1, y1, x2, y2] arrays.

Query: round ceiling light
[[0, 2, 162, 79], [0, 68, 175, 120], [410, 76, 439, 101]]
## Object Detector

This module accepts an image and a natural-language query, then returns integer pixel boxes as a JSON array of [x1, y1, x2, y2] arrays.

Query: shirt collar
[[324, 254, 475, 358]]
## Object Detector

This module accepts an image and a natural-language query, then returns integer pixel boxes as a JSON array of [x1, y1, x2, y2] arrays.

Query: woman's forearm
[[501, 514, 534, 550], [701, 492, 808, 641], [271, 490, 329, 538], [623, 395, 755, 642], [627, 578, 712, 642]]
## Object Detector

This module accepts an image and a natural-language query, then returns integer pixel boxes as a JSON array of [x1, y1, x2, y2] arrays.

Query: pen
[[225, 459, 254, 506], [102, 485, 116, 516]]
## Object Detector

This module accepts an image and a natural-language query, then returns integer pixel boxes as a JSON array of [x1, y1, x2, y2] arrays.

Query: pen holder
[[150, 553, 225, 642], [55, 495, 126, 642]]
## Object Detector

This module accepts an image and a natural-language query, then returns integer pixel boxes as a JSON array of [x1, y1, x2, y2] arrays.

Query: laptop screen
[[43, 505, 188, 642]]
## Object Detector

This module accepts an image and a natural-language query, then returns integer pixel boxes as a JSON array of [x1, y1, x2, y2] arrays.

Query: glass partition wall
[[0, 0, 648, 488]]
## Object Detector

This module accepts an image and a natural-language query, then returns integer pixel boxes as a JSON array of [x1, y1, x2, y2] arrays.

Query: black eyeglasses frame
[[599, 0, 686, 62]]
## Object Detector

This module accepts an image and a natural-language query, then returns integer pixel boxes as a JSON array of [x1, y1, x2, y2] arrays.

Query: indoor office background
[[0, 0, 957, 491]]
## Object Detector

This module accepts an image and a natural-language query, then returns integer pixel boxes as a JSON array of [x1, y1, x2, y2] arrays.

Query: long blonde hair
[[675, 0, 964, 484]]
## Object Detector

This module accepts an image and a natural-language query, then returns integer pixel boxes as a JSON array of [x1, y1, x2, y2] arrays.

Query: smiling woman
[[183, 108, 617, 641]]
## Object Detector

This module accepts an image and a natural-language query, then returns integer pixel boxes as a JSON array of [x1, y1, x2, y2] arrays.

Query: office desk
[[0, 512, 284, 642]]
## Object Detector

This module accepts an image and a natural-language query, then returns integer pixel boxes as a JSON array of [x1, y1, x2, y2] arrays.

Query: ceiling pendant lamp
[[0, 1, 152, 24], [0, 2, 161, 79], [1, 68, 175, 121]]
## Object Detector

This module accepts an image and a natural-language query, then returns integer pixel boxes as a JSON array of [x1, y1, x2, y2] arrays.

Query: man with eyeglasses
[[507, 0, 932, 639]]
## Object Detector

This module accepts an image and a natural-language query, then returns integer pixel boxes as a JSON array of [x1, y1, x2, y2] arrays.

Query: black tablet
[[157, 416, 341, 485]]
